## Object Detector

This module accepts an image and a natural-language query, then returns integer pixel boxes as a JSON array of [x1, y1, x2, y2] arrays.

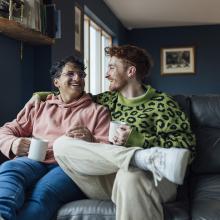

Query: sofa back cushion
[[0, 152, 8, 164], [190, 95, 220, 174], [172, 95, 191, 120], [191, 95, 220, 128]]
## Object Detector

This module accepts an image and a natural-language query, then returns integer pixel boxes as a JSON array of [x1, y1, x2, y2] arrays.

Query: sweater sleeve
[[0, 104, 35, 158], [125, 98, 196, 154], [33, 91, 54, 101]]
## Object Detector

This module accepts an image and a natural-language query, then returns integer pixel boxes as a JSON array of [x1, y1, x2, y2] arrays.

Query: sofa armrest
[[190, 174, 220, 220], [57, 199, 116, 220], [0, 152, 8, 164], [163, 201, 189, 220]]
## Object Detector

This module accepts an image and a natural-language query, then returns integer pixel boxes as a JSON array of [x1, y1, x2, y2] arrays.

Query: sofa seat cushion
[[191, 174, 220, 220], [163, 201, 189, 220], [56, 198, 190, 220], [57, 199, 116, 220]]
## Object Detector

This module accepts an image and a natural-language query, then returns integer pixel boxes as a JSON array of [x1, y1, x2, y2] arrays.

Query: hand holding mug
[[11, 137, 31, 156], [28, 138, 48, 162], [109, 121, 131, 146], [113, 124, 131, 146], [66, 126, 93, 142]]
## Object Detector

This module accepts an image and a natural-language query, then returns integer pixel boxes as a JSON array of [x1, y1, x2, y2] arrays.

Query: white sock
[[131, 149, 150, 171]]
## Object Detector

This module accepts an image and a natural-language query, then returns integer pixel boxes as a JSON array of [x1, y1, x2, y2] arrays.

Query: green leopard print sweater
[[35, 85, 195, 153], [94, 85, 195, 154]]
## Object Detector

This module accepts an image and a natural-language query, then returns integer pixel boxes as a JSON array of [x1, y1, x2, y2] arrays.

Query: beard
[[109, 80, 127, 92]]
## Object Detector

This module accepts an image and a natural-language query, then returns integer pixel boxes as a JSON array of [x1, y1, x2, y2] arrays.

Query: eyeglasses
[[61, 71, 86, 79]]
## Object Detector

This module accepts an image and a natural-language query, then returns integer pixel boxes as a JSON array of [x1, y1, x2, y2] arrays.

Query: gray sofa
[[1, 95, 220, 220], [55, 95, 220, 220]]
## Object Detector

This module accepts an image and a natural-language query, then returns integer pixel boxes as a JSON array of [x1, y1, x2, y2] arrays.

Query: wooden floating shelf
[[0, 17, 55, 45]]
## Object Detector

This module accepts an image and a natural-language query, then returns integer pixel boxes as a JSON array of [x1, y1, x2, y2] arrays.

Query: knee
[[114, 168, 152, 193], [0, 159, 24, 173], [115, 169, 136, 189], [53, 135, 70, 156]]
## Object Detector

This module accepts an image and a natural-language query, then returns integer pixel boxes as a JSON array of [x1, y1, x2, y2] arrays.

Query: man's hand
[[11, 138, 31, 156], [113, 124, 131, 146], [66, 126, 93, 142], [26, 94, 41, 108]]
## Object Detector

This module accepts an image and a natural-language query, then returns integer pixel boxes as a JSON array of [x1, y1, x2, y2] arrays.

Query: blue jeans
[[0, 157, 86, 220]]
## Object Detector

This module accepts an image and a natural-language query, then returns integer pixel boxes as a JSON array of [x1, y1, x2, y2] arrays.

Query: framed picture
[[74, 4, 83, 54], [161, 46, 195, 75]]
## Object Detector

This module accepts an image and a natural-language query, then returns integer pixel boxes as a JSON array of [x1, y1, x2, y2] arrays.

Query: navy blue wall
[[84, 0, 128, 44], [52, 0, 83, 62], [51, 0, 128, 63], [3, 1, 220, 127], [0, 36, 53, 125], [0, 35, 23, 124], [0, 0, 127, 125], [129, 25, 220, 95], [0, 35, 39, 125], [34, 46, 52, 91]]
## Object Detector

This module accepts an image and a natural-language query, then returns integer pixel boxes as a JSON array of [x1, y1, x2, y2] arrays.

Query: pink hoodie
[[0, 93, 111, 163]]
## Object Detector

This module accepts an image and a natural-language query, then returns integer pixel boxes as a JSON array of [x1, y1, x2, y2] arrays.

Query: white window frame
[[84, 15, 112, 94]]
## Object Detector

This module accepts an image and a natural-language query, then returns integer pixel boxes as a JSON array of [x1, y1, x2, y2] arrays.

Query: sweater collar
[[118, 85, 155, 106]]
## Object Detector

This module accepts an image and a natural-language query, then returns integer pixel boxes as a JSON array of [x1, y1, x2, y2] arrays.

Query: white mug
[[108, 121, 126, 143], [28, 138, 48, 162]]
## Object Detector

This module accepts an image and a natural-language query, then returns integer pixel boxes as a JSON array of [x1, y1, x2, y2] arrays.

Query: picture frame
[[74, 4, 83, 54], [161, 46, 195, 75]]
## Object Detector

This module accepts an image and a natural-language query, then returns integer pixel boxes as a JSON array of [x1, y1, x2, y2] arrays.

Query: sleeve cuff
[[33, 92, 51, 101], [125, 129, 145, 147]]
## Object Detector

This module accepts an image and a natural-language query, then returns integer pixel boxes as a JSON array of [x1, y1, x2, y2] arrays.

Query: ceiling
[[103, 0, 220, 29]]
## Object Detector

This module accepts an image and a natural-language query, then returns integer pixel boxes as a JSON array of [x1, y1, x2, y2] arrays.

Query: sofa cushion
[[163, 201, 189, 220], [190, 174, 220, 220], [0, 152, 8, 164], [172, 95, 191, 120], [192, 127, 220, 174], [191, 95, 220, 129], [190, 95, 220, 174], [57, 197, 190, 220], [56, 200, 115, 220]]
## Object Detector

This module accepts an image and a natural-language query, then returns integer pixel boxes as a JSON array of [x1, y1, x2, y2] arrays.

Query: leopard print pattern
[[95, 88, 195, 154]]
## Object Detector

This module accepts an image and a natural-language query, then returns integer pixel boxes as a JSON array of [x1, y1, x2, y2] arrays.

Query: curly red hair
[[105, 45, 153, 82]]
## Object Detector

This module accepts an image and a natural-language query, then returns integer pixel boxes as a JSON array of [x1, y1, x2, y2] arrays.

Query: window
[[84, 15, 112, 94]]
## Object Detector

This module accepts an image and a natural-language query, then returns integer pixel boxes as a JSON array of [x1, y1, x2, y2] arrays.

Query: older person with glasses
[[0, 56, 111, 220], [61, 71, 86, 79], [28, 45, 195, 220]]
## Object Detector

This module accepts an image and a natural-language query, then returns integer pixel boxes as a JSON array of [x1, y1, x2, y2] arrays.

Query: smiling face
[[105, 56, 130, 92], [53, 62, 85, 103]]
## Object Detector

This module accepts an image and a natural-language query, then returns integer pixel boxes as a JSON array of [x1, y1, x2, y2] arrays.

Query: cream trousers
[[53, 136, 177, 220]]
